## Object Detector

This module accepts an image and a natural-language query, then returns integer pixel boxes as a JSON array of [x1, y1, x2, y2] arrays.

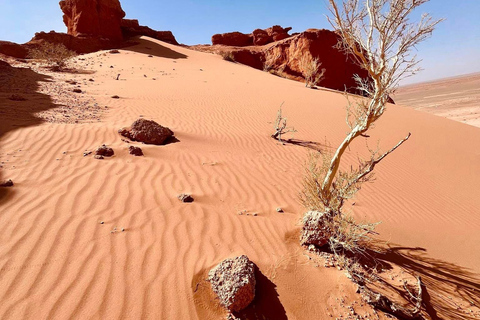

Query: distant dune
[[394, 72, 480, 127]]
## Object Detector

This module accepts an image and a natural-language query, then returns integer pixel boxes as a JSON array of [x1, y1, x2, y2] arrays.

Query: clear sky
[[0, 0, 479, 84]]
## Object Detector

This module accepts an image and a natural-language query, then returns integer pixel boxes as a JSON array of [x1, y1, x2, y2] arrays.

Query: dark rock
[[109, 49, 120, 54], [208, 255, 256, 312], [0, 40, 28, 58], [0, 179, 14, 187], [94, 155, 104, 160], [178, 193, 194, 203], [95, 144, 114, 157], [73, 88, 82, 93], [118, 118, 174, 145], [128, 146, 143, 156], [111, 95, 120, 99]]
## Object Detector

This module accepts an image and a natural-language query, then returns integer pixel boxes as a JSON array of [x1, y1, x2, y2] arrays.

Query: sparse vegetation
[[28, 42, 76, 71], [271, 103, 296, 143], [300, 0, 441, 317], [299, 55, 325, 88], [220, 51, 235, 62]]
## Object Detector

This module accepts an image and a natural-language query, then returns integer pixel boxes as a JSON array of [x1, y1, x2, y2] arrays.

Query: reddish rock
[[0, 41, 28, 59], [266, 25, 292, 42], [95, 144, 114, 157], [59, 0, 126, 40], [212, 32, 253, 47], [201, 28, 370, 95], [121, 19, 179, 45], [252, 29, 271, 46], [119, 118, 174, 145], [208, 255, 256, 312], [128, 145, 143, 156]]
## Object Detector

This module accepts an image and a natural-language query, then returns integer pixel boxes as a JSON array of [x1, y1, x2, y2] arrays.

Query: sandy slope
[[0, 37, 479, 319], [394, 73, 480, 128]]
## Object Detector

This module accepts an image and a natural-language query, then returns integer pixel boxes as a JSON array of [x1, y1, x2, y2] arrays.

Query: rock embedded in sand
[[95, 144, 114, 157], [208, 255, 256, 312], [178, 194, 194, 203], [73, 89, 82, 93], [0, 179, 14, 187], [118, 119, 174, 145], [300, 211, 332, 247], [128, 146, 143, 156]]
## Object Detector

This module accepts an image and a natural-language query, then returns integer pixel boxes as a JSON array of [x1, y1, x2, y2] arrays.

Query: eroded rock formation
[[212, 25, 292, 47], [195, 27, 370, 94], [59, 0, 126, 40], [121, 19, 178, 45]]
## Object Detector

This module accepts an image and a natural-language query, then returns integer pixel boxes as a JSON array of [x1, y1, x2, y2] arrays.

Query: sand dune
[[0, 37, 479, 319]]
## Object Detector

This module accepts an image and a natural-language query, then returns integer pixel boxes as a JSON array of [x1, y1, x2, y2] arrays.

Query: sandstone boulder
[[59, 0, 126, 40], [300, 211, 332, 247], [252, 29, 271, 46], [208, 255, 256, 312], [119, 119, 174, 145]]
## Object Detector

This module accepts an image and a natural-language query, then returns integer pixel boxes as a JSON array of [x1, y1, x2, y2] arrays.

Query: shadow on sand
[[123, 36, 188, 59], [375, 246, 480, 320], [0, 60, 59, 203], [234, 265, 287, 320], [331, 243, 480, 319]]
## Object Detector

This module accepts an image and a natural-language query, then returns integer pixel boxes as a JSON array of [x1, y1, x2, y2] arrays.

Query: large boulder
[[59, 0, 126, 41], [208, 255, 256, 312], [119, 119, 174, 145]]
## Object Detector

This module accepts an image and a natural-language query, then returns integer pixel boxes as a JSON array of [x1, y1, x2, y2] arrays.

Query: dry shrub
[[28, 42, 76, 70], [271, 103, 296, 143], [220, 51, 235, 62], [299, 55, 326, 88]]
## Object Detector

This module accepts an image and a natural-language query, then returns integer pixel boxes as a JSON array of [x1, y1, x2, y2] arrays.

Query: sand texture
[[394, 72, 480, 127], [1, 37, 479, 319]]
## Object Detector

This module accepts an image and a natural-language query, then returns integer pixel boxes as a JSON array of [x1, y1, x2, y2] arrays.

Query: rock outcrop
[[0, 41, 28, 59], [128, 146, 144, 156], [208, 255, 256, 312], [59, 0, 126, 41], [119, 119, 174, 145], [212, 26, 292, 47], [95, 144, 115, 157], [121, 19, 178, 45], [197, 28, 370, 95]]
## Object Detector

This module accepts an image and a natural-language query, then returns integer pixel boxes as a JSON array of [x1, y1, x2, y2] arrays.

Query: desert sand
[[394, 72, 480, 128], [1, 37, 479, 319]]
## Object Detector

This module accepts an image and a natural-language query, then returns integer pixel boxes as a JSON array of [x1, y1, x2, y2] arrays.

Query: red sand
[[0, 37, 479, 319]]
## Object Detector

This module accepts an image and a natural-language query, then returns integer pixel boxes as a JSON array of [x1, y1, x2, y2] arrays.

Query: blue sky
[[0, 0, 479, 84]]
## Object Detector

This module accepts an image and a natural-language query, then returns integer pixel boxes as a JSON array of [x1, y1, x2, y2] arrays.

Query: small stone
[[148, 55, 153, 58], [178, 193, 194, 203], [109, 49, 120, 54], [89, 78, 94, 82], [121, 228, 125, 232], [100, 221, 104, 224], [94, 155, 104, 160], [95, 144, 114, 157], [276, 207, 283, 213], [111, 95, 120, 99], [73, 88, 82, 93], [252, 213, 258, 216], [0, 179, 14, 187], [128, 146, 144, 156]]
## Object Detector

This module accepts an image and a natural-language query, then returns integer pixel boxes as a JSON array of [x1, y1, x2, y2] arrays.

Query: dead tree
[[313, 0, 443, 214], [271, 103, 296, 143]]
